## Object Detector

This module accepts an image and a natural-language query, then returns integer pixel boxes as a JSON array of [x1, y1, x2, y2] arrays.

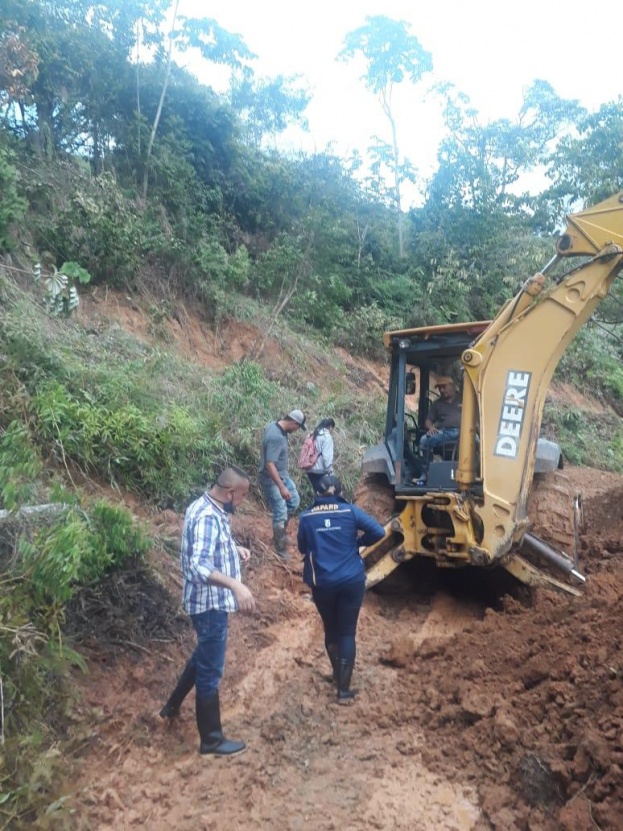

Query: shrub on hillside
[[0, 139, 27, 251], [19, 500, 150, 604], [31, 381, 230, 506], [558, 326, 623, 413], [332, 303, 401, 360]]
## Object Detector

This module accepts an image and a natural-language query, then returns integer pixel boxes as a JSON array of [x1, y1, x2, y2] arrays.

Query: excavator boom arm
[[462, 193, 623, 564]]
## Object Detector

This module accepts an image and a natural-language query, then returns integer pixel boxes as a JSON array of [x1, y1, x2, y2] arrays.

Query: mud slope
[[68, 467, 623, 831], [70, 510, 481, 831]]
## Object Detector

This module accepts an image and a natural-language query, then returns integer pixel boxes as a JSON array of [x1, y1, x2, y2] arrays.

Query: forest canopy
[[1, 1, 623, 348]]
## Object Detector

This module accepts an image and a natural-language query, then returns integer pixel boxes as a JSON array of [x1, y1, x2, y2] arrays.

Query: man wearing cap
[[259, 410, 306, 559], [419, 377, 461, 459]]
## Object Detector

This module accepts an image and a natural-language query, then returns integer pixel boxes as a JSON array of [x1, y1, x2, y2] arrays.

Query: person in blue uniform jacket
[[297, 474, 385, 704]]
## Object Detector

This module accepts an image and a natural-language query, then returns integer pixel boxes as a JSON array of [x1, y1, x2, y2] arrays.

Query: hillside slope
[[59, 290, 623, 831], [3, 277, 623, 830]]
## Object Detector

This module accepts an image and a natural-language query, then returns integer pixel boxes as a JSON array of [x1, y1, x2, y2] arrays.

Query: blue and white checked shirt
[[180, 493, 242, 615]]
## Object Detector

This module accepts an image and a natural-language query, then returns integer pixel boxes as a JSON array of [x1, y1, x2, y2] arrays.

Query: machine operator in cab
[[419, 376, 461, 459]]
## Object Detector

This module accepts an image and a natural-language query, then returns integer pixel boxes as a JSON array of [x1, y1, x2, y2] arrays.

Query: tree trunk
[[93, 121, 101, 174], [381, 91, 404, 259], [141, 0, 179, 201], [136, 19, 142, 160], [356, 218, 369, 268], [246, 233, 314, 360], [0, 504, 67, 525], [35, 100, 55, 157]]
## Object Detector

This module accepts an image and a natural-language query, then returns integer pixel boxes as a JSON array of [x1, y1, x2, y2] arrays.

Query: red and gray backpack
[[298, 433, 320, 470]]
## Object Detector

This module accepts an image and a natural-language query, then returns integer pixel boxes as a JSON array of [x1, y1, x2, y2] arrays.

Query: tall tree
[[142, 0, 180, 199], [428, 80, 582, 213], [141, 13, 254, 198], [542, 98, 623, 208], [0, 0, 167, 159], [229, 68, 310, 147], [339, 15, 432, 258]]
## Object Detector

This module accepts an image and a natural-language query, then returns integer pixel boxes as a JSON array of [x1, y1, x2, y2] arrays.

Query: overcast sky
[[182, 0, 622, 204]]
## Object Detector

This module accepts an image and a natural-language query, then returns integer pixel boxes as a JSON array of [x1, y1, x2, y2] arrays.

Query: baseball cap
[[287, 409, 306, 428]]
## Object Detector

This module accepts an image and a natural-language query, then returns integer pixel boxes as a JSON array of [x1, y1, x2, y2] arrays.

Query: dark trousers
[[190, 609, 229, 698], [311, 577, 366, 663], [306, 472, 325, 492]]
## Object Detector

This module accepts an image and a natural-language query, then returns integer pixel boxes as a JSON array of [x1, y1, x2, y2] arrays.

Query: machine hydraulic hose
[[520, 532, 585, 584]]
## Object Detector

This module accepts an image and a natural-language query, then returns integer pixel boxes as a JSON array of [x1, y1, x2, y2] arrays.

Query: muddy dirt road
[[70, 468, 623, 831]]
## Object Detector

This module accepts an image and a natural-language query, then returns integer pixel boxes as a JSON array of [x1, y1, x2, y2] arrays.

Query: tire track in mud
[[71, 563, 484, 831]]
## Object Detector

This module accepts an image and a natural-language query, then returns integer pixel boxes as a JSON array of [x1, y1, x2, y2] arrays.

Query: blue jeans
[[261, 473, 300, 527], [419, 427, 460, 457], [190, 610, 229, 698], [311, 577, 366, 663]]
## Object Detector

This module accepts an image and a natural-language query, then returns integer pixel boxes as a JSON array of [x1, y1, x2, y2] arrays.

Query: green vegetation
[[1, 1, 623, 825], [1, 0, 621, 338], [1, 275, 386, 503], [0, 417, 149, 828], [542, 404, 623, 472]]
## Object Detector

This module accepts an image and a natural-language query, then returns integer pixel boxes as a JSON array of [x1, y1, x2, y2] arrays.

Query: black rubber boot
[[196, 691, 246, 757], [159, 659, 196, 718], [322, 643, 339, 684], [336, 658, 358, 705], [273, 526, 289, 560]]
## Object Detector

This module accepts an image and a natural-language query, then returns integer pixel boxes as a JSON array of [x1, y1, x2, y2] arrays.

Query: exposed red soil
[[60, 295, 623, 828], [548, 381, 608, 415], [64, 465, 623, 831], [381, 473, 623, 831], [77, 288, 390, 394]]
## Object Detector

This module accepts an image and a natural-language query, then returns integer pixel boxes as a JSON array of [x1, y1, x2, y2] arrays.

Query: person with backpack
[[297, 474, 385, 704], [298, 417, 336, 491]]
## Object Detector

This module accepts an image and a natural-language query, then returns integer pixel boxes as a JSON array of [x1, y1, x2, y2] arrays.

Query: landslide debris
[[381, 481, 623, 830]]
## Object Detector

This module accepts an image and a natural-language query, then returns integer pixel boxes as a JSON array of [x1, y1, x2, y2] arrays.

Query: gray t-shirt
[[427, 396, 461, 429], [259, 421, 289, 480]]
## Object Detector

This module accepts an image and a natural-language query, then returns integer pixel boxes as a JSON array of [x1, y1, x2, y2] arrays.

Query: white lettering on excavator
[[494, 371, 531, 459]]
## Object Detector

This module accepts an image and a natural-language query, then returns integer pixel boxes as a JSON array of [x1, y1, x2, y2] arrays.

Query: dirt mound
[[378, 478, 623, 830], [66, 468, 623, 830]]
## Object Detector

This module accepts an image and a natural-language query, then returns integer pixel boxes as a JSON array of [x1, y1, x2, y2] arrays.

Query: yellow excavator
[[357, 192, 623, 595]]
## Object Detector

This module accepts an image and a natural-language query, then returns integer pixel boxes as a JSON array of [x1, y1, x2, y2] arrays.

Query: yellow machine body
[[361, 193, 623, 594]]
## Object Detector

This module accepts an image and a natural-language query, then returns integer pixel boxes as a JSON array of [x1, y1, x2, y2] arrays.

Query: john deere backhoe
[[357, 192, 623, 595]]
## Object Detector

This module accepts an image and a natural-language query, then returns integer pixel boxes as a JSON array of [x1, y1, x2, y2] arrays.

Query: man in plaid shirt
[[160, 466, 256, 756]]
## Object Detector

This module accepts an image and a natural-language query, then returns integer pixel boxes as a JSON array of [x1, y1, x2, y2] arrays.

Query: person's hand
[[237, 545, 251, 562], [428, 426, 440, 435], [233, 583, 256, 612], [279, 485, 292, 501]]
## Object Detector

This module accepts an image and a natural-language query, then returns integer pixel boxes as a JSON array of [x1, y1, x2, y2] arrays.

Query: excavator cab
[[376, 322, 491, 495]]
